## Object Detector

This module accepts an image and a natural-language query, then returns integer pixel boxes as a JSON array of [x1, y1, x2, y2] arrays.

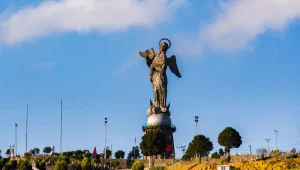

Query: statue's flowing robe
[[151, 51, 168, 108]]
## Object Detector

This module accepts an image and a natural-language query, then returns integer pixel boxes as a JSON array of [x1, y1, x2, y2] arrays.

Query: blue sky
[[0, 0, 299, 158]]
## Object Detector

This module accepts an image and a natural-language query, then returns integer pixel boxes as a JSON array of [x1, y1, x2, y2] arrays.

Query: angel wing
[[139, 48, 156, 67], [167, 55, 182, 78]]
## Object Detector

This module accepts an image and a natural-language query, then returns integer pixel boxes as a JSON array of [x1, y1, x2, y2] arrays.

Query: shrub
[[126, 159, 134, 169], [36, 160, 46, 170], [111, 160, 120, 169], [18, 160, 32, 170], [54, 159, 68, 170], [211, 152, 220, 159], [24, 152, 32, 158], [132, 160, 144, 170], [80, 157, 92, 170]]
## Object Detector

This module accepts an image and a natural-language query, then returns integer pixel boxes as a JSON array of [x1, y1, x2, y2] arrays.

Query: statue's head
[[160, 42, 168, 52], [159, 38, 171, 52]]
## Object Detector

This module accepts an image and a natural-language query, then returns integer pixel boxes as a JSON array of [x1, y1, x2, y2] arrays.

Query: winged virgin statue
[[139, 38, 181, 116]]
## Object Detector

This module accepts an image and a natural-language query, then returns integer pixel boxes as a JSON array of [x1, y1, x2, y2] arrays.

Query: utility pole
[[134, 137, 136, 159], [249, 145, 252, 155], [15, 123, 18, 157], [110, 144, 112, 169], [60, 99, 63, 153], [265, 139, 270, 152], [104, 117, 107, 159], [26, 104, 28, 152], [274, 130, 278, 150], [194, 116, 198, 136]]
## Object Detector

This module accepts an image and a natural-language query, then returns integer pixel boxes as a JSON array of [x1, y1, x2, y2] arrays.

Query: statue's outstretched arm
[[139, 48, 155, 68]]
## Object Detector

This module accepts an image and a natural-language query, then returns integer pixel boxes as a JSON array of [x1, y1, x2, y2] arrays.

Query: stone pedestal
[[142, 112, 176, 159]]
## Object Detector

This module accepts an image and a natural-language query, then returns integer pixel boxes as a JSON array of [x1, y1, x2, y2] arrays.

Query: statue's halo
[[159, 38, 171, 49]]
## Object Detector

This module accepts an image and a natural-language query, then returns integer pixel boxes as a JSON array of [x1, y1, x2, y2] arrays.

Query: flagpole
[[26, 104, 28, 152], [60, 99, 62, 154]]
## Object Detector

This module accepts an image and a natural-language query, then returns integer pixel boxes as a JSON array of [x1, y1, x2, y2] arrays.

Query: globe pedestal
[[142, 112, 176, 159]]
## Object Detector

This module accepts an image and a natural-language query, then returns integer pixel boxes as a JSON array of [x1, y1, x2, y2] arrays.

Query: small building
[[217, 165, 235, 170]]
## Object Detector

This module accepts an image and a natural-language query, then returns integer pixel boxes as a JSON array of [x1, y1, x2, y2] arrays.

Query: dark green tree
[[30, 148, 40, 156], [43, 146, 52, 154], [34, 148, 40, 155], [18, 159, 32, 170], [84, 152, 91, 158], [126, 159, 134, 169], [103, 147, 112, 158], [218, 127, 242, 162], [114, 150, 125, 159], [181, 153, 192, 161], [219, 148, 225, 156], [24, 152, 31, 158], [185, 134, 213, 163], [140, 128, 166, 157], [211, 152, 220, 159], [128, 146, 141, 159], [62, 151, 74, 158], [75, 150, 84, 159], [5, 149, 10, 157], [0, 158, 9, 170], [36, 160, 46, 170]]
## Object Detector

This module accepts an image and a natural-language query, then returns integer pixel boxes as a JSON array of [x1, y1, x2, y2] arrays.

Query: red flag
[[92, 147, 97, 155]]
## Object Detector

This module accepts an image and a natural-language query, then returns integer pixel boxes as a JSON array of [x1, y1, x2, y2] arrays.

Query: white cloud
[[0, 0, 186, 45], [175, 0, 300, 57]]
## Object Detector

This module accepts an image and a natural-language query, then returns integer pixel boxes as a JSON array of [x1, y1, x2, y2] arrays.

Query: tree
[[211, 152, 220, 159], [84, 152, 91, 158], [43, 146, 52, 154], [75, 150, 84, 159], [115, 150, 125, 159], [256, 147, 267, 159], [126, 159, 134, 169], [127, 147, 141, 159], [140, 128, 166, 157], [181, 153, 192, 161], [185, 134, 213, 163], [36, 160, 46, 170], [103, 147, 112, 158], [62, 151, 74, 158], [5, 149, 10, 157], [218, 127, 242, 162], [24, 152, 31, 158], [219, 148, 225, 156], [291, 147, 297, 155], [18, 159, 32, 170], [30, 148, 40, 156]]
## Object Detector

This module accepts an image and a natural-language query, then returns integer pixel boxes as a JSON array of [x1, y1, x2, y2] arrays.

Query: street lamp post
[[104, 117, 107, 159], [265, 139, 270, 152], [194, 116, 198, 136], [274, 130, 278, 150], [15, 123, 18, 157], [249, 145, 252, 155]]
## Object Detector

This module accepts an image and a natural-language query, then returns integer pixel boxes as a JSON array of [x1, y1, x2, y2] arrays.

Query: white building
[[217, 165, 235, 170]]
